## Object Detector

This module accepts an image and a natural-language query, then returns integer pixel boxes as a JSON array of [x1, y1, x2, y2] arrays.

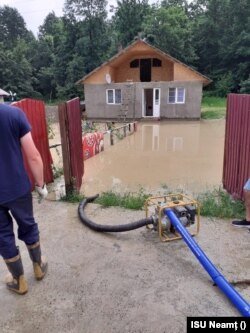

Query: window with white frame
[[106, 89, 121, 104], [168, 87, 185, 104]]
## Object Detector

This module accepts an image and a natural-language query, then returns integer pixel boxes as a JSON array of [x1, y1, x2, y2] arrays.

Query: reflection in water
[[82, 120, 225, 196]]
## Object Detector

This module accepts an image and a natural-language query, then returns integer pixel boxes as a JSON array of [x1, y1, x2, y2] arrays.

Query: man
[[232, 178, 250, 229], [0, 102, 48, 294]]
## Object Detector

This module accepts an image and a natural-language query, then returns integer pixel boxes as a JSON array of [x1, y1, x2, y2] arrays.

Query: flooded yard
[[49, 119, 225, 197], [80, 119, 225, 197]]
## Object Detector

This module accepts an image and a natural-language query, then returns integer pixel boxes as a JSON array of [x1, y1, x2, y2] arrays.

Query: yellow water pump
[[145, 194, 200, 241]]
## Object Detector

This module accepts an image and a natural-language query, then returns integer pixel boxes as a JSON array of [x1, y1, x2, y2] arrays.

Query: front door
[[144, 89, 153, 116], [153, 88, 160, 118], [143, 88, 160, 117]]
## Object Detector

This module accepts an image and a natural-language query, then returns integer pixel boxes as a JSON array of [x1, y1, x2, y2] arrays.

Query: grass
[[202, 96, 227, 108], [95, 189, 150, 210], [60, 191, 85, 203], [60, 186, 245, 220], [201, 96, 226, 119], [197, 187, 245, 219]]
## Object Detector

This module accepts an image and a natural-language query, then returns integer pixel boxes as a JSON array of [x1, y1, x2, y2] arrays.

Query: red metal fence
[[12, 98, 54, 189], [58, 97, 83, 193], [223, 93, 250, 199]]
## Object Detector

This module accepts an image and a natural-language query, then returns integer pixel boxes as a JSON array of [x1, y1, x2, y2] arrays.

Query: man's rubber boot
[[27, 241, 48, 280], [4, 252, 28, 295]]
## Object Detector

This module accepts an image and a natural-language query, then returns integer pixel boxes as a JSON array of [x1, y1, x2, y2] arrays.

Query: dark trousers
[[0, 192, 39, 259]]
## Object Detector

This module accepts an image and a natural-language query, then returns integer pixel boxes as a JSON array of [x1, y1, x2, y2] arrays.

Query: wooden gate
[[12, 98, 54, 189], [223, 93, 250, 199], [58, 97, 83, 194]]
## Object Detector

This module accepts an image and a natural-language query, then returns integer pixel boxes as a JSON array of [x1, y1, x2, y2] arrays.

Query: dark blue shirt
[[0, 103, 31, 204]]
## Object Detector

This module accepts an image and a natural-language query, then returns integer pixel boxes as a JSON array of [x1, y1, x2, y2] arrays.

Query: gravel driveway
[[0, 197, 249, 333]]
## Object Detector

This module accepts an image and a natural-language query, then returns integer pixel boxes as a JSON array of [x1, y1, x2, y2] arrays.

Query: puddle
[[81, 119, 226, 197]]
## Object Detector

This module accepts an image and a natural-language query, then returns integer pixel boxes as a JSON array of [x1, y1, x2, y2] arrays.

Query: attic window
[[152, 58, 162, 67], [130, 59, 139, 68], [130, 58, 161, 68]]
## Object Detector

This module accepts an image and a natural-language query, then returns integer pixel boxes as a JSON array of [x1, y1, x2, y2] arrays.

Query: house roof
[[0, 88, 9, 96], [76, 38, 212, 86]]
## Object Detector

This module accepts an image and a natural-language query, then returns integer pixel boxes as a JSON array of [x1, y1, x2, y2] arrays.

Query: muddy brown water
[[79, 119, 226, 197], [49, 119, 225, 197]]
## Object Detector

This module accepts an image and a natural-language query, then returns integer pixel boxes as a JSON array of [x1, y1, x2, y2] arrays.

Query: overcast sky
[[1, 0, 157, 37]]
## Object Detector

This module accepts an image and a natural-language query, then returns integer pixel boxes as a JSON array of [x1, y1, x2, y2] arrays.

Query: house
[[0, 88, 9, 103], [77, 39, 211, 120]]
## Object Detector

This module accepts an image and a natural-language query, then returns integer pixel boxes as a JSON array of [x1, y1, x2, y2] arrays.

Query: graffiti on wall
[[82, 132, 104, 160]]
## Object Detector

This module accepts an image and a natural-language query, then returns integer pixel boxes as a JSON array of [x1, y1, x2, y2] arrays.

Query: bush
[[240, 76, 250, 93], [213, 72, 234, 97], [197, 188, 245, 219]]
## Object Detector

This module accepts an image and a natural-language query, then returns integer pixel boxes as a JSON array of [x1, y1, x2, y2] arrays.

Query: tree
[[112, 0, 150, 47], [143, 5, 197, 64], [187, 0, 208, 18], [0, 6, 30, 47], [0, 6, 38, 98], [38, 12, 65, 49], [30, 39, 56, 100], [64, 0, 110, 68], [161, 0, 189, 10], [33, 13, 66, 100], [214, 72, 234, 97], [192, 0, 250, 93], [0, 41, 36, 98], [240, 76, 250, 94], [218, 0, 250, 92], [192, 0, 227, 75]]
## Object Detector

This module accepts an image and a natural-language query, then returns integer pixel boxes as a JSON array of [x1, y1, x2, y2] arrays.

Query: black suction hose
[[78, 194, 154, 232]]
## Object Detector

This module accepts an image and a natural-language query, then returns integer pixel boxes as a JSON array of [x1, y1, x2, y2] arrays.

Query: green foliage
[[0, 5, 30, 47], [197, 188, 245, 219], [161, 0, 189, 9], [38, 12, 64, 47], [0, 40, 37, 98], [64, 0, 110, 72], [97, 187, 245, 218], [192, 0, 250, 93], [60, 191, 85, 203], [82, 121, 97, 133], [201, 109, 225, 119], [52, 165, 64, 179], [0, 0, 249, 101], [143, 5, 197, 64], [59, 186, 245, 220], [112, 0, 150, 47], [213, 72, 234, 97], [202, 96, 226, 107], [95, 189, 150, 210], [240, 76, 250, 94], [201, 96, 226, 119]]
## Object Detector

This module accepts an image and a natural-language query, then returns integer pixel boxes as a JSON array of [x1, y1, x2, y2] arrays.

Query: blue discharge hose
[[164, 208, 250, 317]]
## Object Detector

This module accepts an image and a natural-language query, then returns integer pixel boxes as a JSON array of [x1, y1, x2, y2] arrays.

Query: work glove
[[35, 184, 48, 203]]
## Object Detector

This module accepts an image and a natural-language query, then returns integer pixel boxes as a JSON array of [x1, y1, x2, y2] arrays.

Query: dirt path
[[0, 198, 249, 333]]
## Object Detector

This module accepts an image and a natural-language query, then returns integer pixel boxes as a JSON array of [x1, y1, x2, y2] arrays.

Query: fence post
[[58, 102, 74, 195], [58, 98, 83, 196], [110, 131, 114, 145], [123, 126, 126, 137]]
